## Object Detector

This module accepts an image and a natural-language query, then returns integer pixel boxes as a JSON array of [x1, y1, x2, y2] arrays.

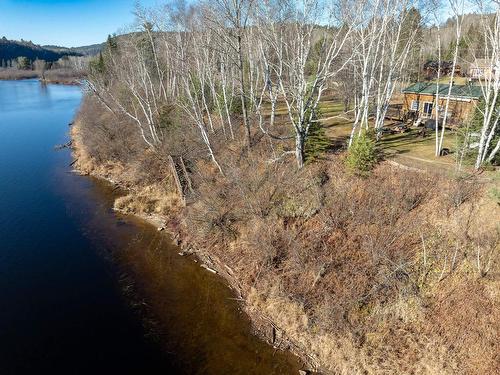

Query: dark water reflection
[[0, 80, 300, 374]]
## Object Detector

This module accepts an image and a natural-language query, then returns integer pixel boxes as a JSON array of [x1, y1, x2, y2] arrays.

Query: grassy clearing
[[314, 97, 484, 174], [379, 128, 455, 158], [260, 95, 495, 177]]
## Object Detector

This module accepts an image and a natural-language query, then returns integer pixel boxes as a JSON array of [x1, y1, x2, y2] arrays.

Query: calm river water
[[0, 80, 300, 374]]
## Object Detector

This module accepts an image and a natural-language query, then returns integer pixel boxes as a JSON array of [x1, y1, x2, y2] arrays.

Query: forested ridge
[[73, 0, 499, 373], [0, 37, 81, 64], [0, 37, 103, 83], [42, 43, 104, 57]]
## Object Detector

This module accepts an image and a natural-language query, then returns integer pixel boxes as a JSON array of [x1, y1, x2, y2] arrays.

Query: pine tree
[[89, 52, 106, 75], [305, 108, 331, 163], [107, 34, 118, 51], [98, 52, 104, 70], [457, 98, 500, 166], [346, 130, 378, 176]]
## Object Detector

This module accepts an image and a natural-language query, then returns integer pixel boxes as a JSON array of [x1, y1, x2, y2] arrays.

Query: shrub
[[346, 131, 377, 176], [446, 176, 477, 211]]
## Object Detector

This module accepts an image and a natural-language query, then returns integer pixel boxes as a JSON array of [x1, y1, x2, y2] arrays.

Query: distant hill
[[43, 43, 104, 57], [0, 37, 82, 62]]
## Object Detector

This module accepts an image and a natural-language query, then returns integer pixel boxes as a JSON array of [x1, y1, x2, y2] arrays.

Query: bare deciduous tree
[[472, 0, 500, 167], [349, 0, 425, 144], [202, 0, 255, 148], [257, 0, 357, 168]]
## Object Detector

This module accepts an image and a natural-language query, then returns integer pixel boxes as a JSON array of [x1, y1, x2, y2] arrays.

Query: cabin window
[[423, 102, 433, 117], [410, 100, 419, 111]]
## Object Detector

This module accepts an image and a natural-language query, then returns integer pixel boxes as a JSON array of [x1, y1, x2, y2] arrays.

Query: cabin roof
[[423, 60, 458, 70], [403, 82, 483, 99]]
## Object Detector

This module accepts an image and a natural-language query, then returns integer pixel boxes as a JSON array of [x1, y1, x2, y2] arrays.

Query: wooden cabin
[[402, 82, 483, 127]]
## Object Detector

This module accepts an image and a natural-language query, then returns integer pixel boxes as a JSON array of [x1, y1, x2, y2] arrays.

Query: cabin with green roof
[[402, 82, 483, 127]]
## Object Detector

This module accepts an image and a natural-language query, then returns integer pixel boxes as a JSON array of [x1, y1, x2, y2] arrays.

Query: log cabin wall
[[402, 92, 478, 127]]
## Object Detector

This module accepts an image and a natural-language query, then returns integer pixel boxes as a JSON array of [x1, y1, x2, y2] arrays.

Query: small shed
[[468, 59, 496, 80]]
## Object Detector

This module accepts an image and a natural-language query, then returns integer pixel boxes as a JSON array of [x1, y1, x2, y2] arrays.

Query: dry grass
[[0, 67, 81, 83], [43, 68, 82, 84], [183, 144, 498, 374], [0, 68, 39, 80], [114, 185, 180, 216]]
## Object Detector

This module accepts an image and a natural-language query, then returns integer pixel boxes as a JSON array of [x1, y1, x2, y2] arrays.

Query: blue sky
[[0, 0, 157, 47]]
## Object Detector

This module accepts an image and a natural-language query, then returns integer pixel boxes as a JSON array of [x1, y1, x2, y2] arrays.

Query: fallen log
[[54, 140, 72, 150], [200, 264, 217, 274]]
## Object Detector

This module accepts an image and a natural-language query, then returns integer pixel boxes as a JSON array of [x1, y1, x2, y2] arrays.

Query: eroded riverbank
[[70, 115, 315, 373]]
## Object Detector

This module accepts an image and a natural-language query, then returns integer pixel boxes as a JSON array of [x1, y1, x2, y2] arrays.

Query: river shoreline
[[69, 121, 313, 373], [0, 79, 183, 374], [0, 77, 81, 85], [0, 70, 81, 85]]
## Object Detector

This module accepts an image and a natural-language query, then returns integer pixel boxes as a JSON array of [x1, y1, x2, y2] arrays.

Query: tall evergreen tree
[[305, 109, 331, 163]]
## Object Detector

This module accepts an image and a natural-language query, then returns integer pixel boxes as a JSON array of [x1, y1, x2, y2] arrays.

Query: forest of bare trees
[[84, 0, 499, 173]]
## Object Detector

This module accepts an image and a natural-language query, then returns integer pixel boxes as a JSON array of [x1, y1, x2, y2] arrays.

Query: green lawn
[[261, 97, 482, 174], [378, 128, 462, 173], [316, 98, 466, 172]]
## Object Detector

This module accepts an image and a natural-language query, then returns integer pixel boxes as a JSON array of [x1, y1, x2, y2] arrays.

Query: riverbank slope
[[71, 96, 499, 375]]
